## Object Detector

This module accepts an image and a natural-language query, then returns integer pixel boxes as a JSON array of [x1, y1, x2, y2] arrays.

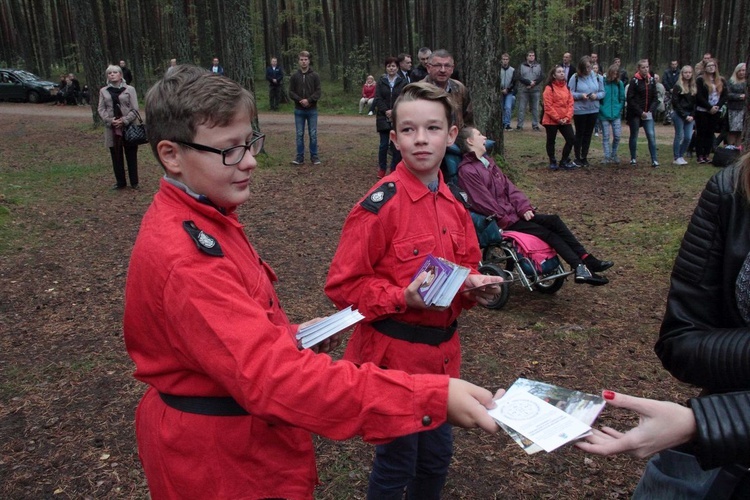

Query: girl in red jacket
[[542, 65, 575, 170]]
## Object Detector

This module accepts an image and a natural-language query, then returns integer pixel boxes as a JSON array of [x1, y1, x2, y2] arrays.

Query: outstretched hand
[[446, 379, 503, 433], [462, 274, 504, 306], [575, 390, 697, 459]]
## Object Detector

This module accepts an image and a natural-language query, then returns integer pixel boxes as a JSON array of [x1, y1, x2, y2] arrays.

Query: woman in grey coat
[[98, 64, 140, 189]]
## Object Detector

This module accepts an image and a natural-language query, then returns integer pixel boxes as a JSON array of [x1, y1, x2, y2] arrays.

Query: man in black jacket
[[289, 50, 322, 165]]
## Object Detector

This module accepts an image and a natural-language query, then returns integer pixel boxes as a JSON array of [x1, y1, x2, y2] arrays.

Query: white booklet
[[490, 378, 606, 454], [295, 306, 364, 349]]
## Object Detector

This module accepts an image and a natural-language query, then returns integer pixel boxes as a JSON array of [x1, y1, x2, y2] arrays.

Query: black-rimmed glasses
[[174, 131, 265, 166]]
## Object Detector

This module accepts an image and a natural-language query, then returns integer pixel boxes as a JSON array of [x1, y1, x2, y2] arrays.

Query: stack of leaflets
[[489, 378, 606, 454], [414, 254, 470, 307], [295, 306, 365, 349]]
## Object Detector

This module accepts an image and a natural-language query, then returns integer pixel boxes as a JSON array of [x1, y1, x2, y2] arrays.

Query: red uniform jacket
[[124, 179, 449, 499], [325, 166, 482, 378]]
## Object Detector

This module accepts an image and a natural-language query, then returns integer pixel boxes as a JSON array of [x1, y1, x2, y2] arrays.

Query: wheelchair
[[442, 144, 573, 310]]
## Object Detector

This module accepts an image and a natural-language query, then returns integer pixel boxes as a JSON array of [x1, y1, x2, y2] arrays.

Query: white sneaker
[[368, 111, 373, 116], [673, 158, 682, 165], [678, 157, 688, 165]]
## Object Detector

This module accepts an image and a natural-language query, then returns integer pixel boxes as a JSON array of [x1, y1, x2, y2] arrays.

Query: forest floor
[[0, 101, 716, 499]]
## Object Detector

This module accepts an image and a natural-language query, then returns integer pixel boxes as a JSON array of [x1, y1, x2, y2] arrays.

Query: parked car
[[0, 68, 59, 103]]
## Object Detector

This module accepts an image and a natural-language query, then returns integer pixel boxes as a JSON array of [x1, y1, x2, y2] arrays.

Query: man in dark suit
[[561, 52, 573, 82], [210, 57, 225, 76], [265, 57, 284, 111], [397, 53, 412, 83], [119, 60, 133, 85]]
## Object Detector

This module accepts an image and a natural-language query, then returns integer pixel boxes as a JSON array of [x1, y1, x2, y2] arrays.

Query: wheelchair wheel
[[533, 275, 566, 294], [478, 263, 511, 310]]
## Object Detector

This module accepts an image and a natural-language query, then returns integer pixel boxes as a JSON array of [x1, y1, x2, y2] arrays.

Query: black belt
[[372, 318, 457, 346], [159, 393, 249, 416]]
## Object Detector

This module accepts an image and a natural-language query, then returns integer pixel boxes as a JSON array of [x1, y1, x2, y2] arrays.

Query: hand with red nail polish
[[574, 390, 696, 459]]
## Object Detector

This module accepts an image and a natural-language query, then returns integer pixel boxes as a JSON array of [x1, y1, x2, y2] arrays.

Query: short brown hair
[[391, 81, 455, 129], [145, 65, 256, 168]]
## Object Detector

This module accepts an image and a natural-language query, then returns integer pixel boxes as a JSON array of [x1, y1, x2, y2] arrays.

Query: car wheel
[[27, 90, 40, 103]]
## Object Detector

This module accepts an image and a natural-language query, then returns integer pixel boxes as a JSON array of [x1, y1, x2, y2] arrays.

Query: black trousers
[[507, 214, 586, 268], [573, 112, 598, 161], [544, 124, 574, 162], [269, 85, 282, 110], [110, 134, 139, 187], [694, 111, 719, 157]]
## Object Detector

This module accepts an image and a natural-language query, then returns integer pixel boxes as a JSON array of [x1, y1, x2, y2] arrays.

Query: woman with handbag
[[98, 64, 140, 190]]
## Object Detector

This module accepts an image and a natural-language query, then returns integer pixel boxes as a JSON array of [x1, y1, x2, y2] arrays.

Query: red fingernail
[[603, 390, 615, 400]]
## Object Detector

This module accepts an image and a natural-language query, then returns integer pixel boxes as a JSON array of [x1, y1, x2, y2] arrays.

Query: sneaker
[[291, 157, 304, 165], [673, 158, 682, 165], [574, 264, 609, 286], [579, 158, 590, 167], [630, 159, 637, 165], [532, 126, 540, 131], [516, 126, 523, 131], [594, 132, 599, 137], [652, 160, 660, 168], [311, 157, 321, 165], [611, 156, 621, 165], [368, 111, 374, 116], [560, 159, 577, 170], [679, 157, 688, 165], [549, 161, 559, 171], [504, 125, 511, 130], [697, 156, 707, 164], [584, 255, 614, 272]]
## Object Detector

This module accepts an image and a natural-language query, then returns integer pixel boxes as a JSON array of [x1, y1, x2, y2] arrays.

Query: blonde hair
[[701, 59, 724, 94], [730, 63, 746, 84], [676, 65, 697, 96], [105, 65, 122, 77]]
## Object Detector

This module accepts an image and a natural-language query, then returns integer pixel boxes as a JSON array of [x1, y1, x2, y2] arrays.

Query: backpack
[[503, 231, 559, 275]]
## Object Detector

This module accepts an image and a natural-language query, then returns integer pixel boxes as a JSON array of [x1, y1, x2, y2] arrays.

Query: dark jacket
[[695, 76, 728, 113], [411, 65, 428, 82], [727, 80, 746, 111], [375, 73, 406, 132], [265, 65, 284, 87], [662, 68, 680, 92], [656, 165, 750, 390], [289, 68, 322, 110], [671, 84, 696, 120], [626, 72, 659, 120], [656, 165, 750, 469]]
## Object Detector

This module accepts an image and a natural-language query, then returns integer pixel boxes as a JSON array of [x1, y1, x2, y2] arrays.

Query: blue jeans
[[628, 116, 657, 162], [672, 112, 695, 159], [367, 423, 453, 500], [294, 107, 318, 159], [600, 118, 622, 160], [378, 130, 401, 171], [502, 92, 516, 127], [633, 449, 729, 499]]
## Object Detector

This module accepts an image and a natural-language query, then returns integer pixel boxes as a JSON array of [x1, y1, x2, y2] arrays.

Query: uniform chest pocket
[[393, 234, 436, 264], [450, 230, 468, 258]]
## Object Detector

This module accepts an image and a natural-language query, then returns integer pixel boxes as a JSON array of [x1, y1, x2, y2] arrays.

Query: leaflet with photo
[[295, 306, 364, 349], [491, 378, 606, 454], [413, 254, 470, 308]]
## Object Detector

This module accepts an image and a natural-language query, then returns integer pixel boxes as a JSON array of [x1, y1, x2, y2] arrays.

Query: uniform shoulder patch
[[360, 182, 397, 214], [182, 220, 224, 257]]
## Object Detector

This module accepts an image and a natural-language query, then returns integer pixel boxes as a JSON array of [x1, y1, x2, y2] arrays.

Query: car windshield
[[15, 70, 41, 81]]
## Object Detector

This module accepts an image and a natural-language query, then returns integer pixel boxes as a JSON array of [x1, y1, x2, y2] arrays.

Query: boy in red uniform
[[325, 82, 503, 499], [124, 67, 501, 499]]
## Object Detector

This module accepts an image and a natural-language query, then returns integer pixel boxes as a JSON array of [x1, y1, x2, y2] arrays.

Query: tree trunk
[[172, 0, 192, 66], [70, 0, 105, 126], [461, 0, 504, 154], [222, 0, 259, 131]]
